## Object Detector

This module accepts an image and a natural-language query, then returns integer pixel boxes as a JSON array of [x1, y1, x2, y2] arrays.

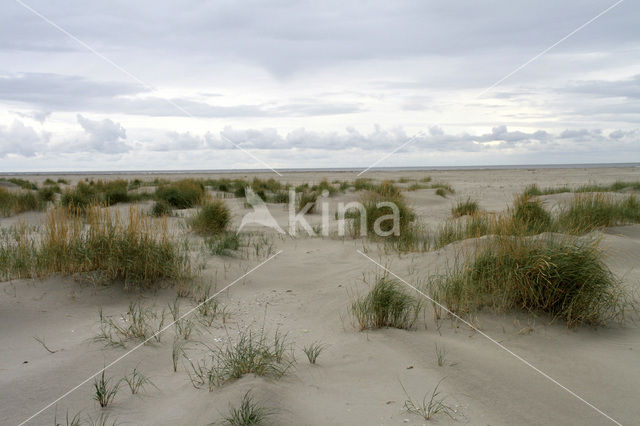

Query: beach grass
[[155, 179, 207, 208], [351, 187, 414, 239], [190, 200, 231, 235], [0, 188, 42, 216], [429, 235, 632, 326], [206, 232, 241, 256], [429, 193, 640, 250], [451, 198, 479, 217], [0, 206, 192, 288], [402, 378, 455, 421], [302, 341, 326, 364], [351, 276, 422, 330], [221, 391, 276, 426], [187, 328, 294, 390], [512, 195, 553, 234], [123, 368, 156, 395], [93, 370, 120, 408], [557, 193, 640, 234], [150, 199, 172, 217], [297, 190, 318, 213]]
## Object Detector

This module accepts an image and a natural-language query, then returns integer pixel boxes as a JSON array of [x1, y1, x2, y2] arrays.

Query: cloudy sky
[[1, 0, 639, 171]]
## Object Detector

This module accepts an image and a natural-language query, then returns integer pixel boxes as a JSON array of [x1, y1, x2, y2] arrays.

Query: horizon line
[[1, 162, 639, 175]]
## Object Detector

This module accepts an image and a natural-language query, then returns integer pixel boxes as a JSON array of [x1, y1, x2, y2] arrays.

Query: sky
[[0, 0, 639, 172]]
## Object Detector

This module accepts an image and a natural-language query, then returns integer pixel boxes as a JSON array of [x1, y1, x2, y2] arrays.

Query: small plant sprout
[[93, 370, 120, 408], [435, 343, 446, 367], [221, 391, 276, 426], [187, 328, 294, 391], [85, 412, 119, 426], [172, 337, 186, 372], [123, 368, 156, 394], [402, 378, 455, 421], [34, 336, 58, 354], [95, 302, 161, 347], [53, 409, 82, 426], [302, 341, 327, 364], [196, 284, 220, 326], [169, 298, 195, 340]]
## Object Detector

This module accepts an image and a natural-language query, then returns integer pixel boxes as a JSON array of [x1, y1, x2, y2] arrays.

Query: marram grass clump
[[151, 199, 172, 217], [351, 189, 415, 239], [0, 188, 42, 216], [430, 236, 633, 326], [451, 198, 479, 218], [557, 193, 640, 234], [0, 206, 192, 288], [512, 195, 553, 234], [190, 200, 231, 235], [431, 193, 640, 250], [351, 277, 422, 330], [155, 179, 206, 208], [297, 190, 318, 213]]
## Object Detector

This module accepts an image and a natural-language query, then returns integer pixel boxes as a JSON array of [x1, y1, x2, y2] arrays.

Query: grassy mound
[[451, 198, 479, 218], [512, 195, 552, 233], [60, 179, 142, 210], [0, 206, 192, 288], [0, 188, 41, 216], [430, 236, 631, 326], [351, 277, 422, 330], [155, 179, 206, 208], [297, 191, 318, 213], [523, 184, 571, 197], [37, 185, 60, 202], [190, 200, 231, 235], [351, 188, 414, 238], [431, 193, 640, 250], [558, 193, 640, 234], [151, 200, 172, 217]]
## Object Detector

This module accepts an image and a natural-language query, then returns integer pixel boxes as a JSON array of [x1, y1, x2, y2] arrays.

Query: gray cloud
[[0, 72, 361, 118], [4, 1, 638, 78], [141, 125, 637, 155], [0, 72, 146, 109], [0, 120, 48, 157], [76, 114, 129, 153], [564, 74, 640, 99], [13, 110, 52, 123]]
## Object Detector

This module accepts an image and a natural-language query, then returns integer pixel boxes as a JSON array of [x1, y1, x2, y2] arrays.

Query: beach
[[1, 166, 639, 425]]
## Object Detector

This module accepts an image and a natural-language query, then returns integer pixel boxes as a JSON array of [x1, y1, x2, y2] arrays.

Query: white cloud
[[76, 114, 129, 153], [0, 120, 48, 157]]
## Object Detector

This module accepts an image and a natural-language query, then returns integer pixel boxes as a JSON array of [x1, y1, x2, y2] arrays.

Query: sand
[[1, 167, 639, 425]]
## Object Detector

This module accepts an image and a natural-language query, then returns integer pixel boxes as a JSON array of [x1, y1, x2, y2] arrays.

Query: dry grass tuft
[[430, 235, 633, 326], [0, 206, 192, 288], [351, 276, 422, 330]]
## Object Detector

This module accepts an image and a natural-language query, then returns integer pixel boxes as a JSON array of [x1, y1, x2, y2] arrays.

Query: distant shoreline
[[2, 162, 639, 176]]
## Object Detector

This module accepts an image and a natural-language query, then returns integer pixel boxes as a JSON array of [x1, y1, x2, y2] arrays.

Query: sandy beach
[[1, 166, 639, 426]]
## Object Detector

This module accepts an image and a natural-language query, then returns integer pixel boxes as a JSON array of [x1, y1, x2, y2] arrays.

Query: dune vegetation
[[429, 235, 633, 326], [350, 181, 415, 238], [189, 200, 231, 235], [351, 276, 423, 330], [0, 187, 43, 216], [0, 206, 192, 288], [451, 198, 479, 218], [401, 193, 640, 252]]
